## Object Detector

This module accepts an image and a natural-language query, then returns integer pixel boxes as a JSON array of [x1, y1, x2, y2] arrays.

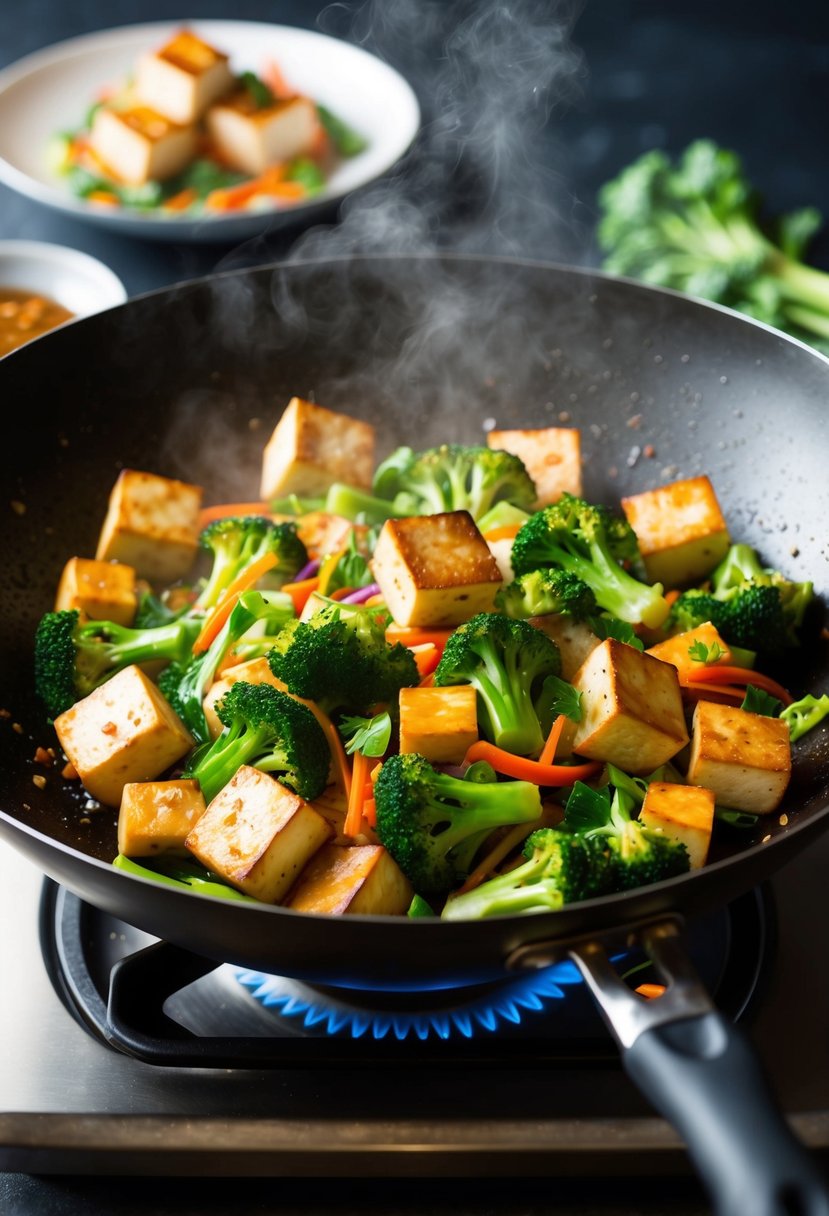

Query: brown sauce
[[0, 288, 74, 356]]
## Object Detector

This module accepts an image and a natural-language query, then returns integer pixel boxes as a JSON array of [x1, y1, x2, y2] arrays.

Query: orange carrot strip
[[329, 587, 354, 602], [482, 523, 523, 542], [386, 626, 454, 649], [684, 665, 793, 706], [664, 589, 681, 608], [636, 983, 666, 1000], [362, 797, 377, 828], [266, 180, 307, 202], [280, 576, 320, 615], [463, 740, 602, 787], [538, 713, 566, 767], [418, 671, 436, 688], [257, 163, 287, 193], [407, 642, 441, 678], [344, 749, 371, 837], [163, 187, 198, 212], [262, 58, 295, 100], [198, 501, 272, 528], [192, 551, 278, 654], [681, 682, 746, 706], [87, 190, 120, 206], [204, 178, 262, 212]]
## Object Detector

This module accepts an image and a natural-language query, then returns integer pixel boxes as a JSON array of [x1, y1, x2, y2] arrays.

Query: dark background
[[1, 2, 828, 1213]]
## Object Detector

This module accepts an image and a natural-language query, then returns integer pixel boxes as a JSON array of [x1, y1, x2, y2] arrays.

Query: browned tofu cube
[[89, 105, 198, 186], [529, 614, 601, 682], [54, 665, 194, 807], [286, 844, 413, 915], [372, 511, 502, 627], [647, 623, 733, 685], [639, 781, 715, 869], [260, 398, 375, 500], [686, 701, 791, 814], [487, 427, 581, 506], [398, 685, 479, 764], [54, 557, 137, 625], [621, 475, 730, 588], [135, 29, 235, 124], [571, 639, 689, 774], [118, 779, 206, 857], [95, 469, 202, 584], [203, 656, 288, 739], [206, 93, 318, 176], [186, 766, 333, 902]]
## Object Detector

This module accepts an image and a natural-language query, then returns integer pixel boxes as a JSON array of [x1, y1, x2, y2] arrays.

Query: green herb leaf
[[590, 615, 644, 651], [285, 156, 326, 196], [688, 639, 726, 664], [536, 674, 583, 727], [740, 685, 783, 717], [407, 894, 436, 917], [239, 70, 275, 109], [317, 103, 368, 156], [715, 807, 760, 830], [340, 710, 392, 757], [323, 531, 373, 594], [607, 764, 649, 805]]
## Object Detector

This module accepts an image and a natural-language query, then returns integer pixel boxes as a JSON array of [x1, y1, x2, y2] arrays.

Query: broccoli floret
[[441, 828, 616, 920], [372, 443, 537, 523], [183, 680, 330, 804], [667, 589, 728, 636], [194, 516, 307, 611], [711, 543, 813, 649], [495, 568, 598, 621], [374, 752, 542, 897], [267, 600, 418, 715], [597, 139, 829, 350], [34, 609, 201, 718], [511, 493, 669, 630], [434, 612, 561, 756]]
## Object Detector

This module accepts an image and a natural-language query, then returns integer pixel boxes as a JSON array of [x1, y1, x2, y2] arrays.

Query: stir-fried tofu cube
[[639, 781, 715, 869], [286, 844, 413, 916], [529, 614, 601, 682], [621, 475, 730, 588], [372, 511, 502, 627], [260, 398, 375, 500], [398, 685, 478, 764], [134, 29, 234, 124], [487, 427, 581, 506], [571, 639, 689, 774], [186, 766, 332, 902], [296, 511, 356, 560], [54, 557, 137, 625], [647, 623, 732, 685], [89, 105, 198, 186], [54, 665, 194, 807], [118, 779, 206, 857], [96, 469, 202, 584], [686, 701, 791, 814], [203, 657, 286, 739], [207, 93, 318, 176]]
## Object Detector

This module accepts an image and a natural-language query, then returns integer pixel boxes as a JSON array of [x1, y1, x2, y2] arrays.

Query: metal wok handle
[[510, 919, 829, 1216]]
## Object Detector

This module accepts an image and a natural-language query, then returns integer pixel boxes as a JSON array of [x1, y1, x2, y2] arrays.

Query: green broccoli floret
[[158, 589, 293, 743], [194, 516, 307, 611], [183, 680, 330, 804], [711, 543, 813, 649], [495, 568, 598, 621], [372, 443, 537, 523], [780, 694, 829, 743], [441, 828, 616, 920], [667, 589, 728, 636], [373, 752, 542, 897], [267, 600, 418, 715], [434, 612, 561, 756], [510, 493, 669, 630], [34, 609, 201, 718]]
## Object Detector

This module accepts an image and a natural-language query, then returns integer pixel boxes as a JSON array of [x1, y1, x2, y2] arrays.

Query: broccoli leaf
[[340, 710, 393, 757]]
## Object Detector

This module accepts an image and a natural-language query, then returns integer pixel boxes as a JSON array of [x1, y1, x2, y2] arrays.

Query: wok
[[1, 254, 829, 1213]]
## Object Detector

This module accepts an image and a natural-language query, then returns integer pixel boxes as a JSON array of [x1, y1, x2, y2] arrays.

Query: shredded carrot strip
[[664, 589, 681, 608], [684, 665, 793, 706], [362, 797, 377, 828], [463, 740, 602, 787], [538, 713, 566, 767], [681, 682, 745, 705], [163, 187, 198, 212], [256, 163, 287, 194], [344, 749, 371, 837], [482, 523, 523, 542], [192, 551, 279, 654], [268, 180, 307, 202], [87, 190, 120, 206], [198, 501, 272, 528], [328, 587, 354, 602], [386, 625, 454, 649], [636, 983, 666, 1000], [280, 576, 320, 615], [303, 698, 351, 797], [408, 643, 440, 678], [204, 179, 262, 212], [418, 671, 436, 688], [262, 58, 295, 100]]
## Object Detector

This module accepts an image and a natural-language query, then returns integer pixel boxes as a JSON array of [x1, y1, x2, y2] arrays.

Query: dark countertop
[[1, 3, 828, 1213]]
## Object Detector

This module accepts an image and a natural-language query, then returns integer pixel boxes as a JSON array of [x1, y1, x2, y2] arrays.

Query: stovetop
[[2, 834, 829, 1181]]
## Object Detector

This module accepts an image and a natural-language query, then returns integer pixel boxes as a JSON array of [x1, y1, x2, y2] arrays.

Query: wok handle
[[511, 918, 829, 1216]]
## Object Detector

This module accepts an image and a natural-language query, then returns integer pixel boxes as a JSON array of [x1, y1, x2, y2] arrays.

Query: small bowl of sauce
[[0, 240, 126, 357]]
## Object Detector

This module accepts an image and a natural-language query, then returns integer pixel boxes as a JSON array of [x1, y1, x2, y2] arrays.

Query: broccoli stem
[[190, 721, 273, 803], [469, 642, 545, 755], [442, 857, 562, 920], [97, 620, 197, 667], [324, 483, 404, 525], [549, 540, 667, 629]]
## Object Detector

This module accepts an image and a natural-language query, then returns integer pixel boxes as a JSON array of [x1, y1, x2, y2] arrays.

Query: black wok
[[1, 255, 829, 1213]]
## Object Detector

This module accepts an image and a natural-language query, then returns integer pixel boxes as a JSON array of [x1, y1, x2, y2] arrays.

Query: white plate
[[0, 20, 421, 243]]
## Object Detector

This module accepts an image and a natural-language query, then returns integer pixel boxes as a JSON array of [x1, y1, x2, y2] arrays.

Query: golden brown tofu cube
[[186, 766, 333, 903], [206, 93, 318, 176], [259, 398, 375, 500], [134, 29, 235, 124], [571, 639, 689, 774], [295, 511, 356, 561], [372, 511, 502, 627], [647, 623, 732, 685], [118, 779, 206, 857], [54, 665, 194, 807], [639, 781, 715, 869], [203, 657, 287, 739], [286, 844, 413, 916], [398, 685, 479, 764], [621, 475, 731, 588], [529, 614, 602, 682], [89, 105, 198, 186], [54, 557, 137, 625], [95, 468, 203, 584], [686, 701, 791, 814], [487, 427, 581, 506]]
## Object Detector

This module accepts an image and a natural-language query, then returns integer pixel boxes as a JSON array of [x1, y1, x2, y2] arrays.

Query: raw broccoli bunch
[[597, 139, 829, 351], [434, 612, 561, 756], [267, 600, 418, 715], [373, 752, 542, 897], [184, 680, 330, 804], [495, 568, 598, 621], [371, 443, 537, 523], [511, 493, 669, 630], [194, 516, 307, 611], [34, 608, 201, 718]]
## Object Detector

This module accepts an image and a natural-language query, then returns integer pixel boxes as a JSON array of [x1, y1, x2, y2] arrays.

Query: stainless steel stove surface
[[2, 831, 829, 1201]]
